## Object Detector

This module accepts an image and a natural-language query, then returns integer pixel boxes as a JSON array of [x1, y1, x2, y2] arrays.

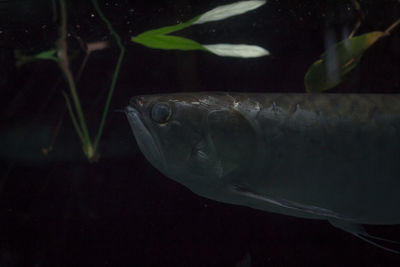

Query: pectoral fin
[[232, 185, 345, 219], [330, 220, 400, 254], [232, 185, 400, 253]]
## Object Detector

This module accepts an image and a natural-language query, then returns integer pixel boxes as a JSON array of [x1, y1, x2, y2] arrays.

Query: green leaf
[[133, 16, 200, 38], [305, 31, 386, 93], [34, 49, 58, 61], [14, 49, 58, 67], [131, 16, 204, 52], [132, 34, 206, 51]]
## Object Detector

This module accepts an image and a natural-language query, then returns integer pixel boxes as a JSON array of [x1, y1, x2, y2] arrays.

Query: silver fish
[[125, 92, 400, 253]]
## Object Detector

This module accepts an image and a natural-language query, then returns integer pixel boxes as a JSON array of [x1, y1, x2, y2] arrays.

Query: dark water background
[[1, 0, 400, 266]]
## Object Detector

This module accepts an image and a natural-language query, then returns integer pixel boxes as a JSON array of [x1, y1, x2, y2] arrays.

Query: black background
[[1, 0, 400, 266]]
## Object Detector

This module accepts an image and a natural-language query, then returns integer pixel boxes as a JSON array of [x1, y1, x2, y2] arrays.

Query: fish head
[[125, 93, 257, 194]]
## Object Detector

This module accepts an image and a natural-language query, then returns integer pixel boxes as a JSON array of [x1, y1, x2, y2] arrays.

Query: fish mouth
[[125, 105, 166, 172]]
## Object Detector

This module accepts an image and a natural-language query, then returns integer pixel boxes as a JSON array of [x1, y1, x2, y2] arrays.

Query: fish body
[[125, 92, 400, 249]]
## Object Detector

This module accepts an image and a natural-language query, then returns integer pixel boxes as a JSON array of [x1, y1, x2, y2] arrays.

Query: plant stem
[[62, 91, 84, 142], [91, 0, 126, 151], [58, 0, 94, 158], [385, 18, 400, 34], [348, 0, 364, 38]]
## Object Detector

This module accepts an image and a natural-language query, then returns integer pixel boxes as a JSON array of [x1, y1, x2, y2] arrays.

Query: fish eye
[[150, 102, 172, 123]]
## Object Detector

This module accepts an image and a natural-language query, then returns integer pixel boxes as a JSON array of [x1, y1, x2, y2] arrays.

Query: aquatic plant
[[305, 7, 400, 92], [132, 0, 270, 58], [15, 0, 125, 162]]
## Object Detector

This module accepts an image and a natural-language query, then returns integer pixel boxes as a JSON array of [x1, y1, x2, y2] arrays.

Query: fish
[[125, 92, 400, 253]]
